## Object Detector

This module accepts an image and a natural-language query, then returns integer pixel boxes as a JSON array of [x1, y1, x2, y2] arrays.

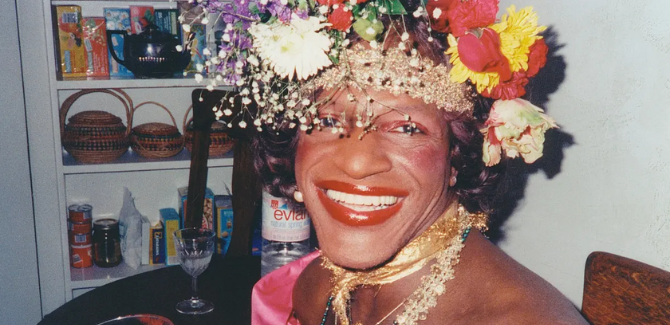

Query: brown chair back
[[582, 251, 670, 325], [186, 89, 261, 257]]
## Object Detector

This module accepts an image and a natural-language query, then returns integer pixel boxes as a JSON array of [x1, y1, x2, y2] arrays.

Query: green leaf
[[380, 0, 407, 15]]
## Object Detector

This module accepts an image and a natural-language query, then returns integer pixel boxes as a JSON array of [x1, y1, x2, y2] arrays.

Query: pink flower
[[457, 28, 512, 81], [481, 99, 558, 166], [447, 0, 499, 37]]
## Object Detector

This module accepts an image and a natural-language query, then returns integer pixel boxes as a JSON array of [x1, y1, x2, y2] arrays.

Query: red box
[[82, 17, 109, 77], [130, 6, 154, 34]]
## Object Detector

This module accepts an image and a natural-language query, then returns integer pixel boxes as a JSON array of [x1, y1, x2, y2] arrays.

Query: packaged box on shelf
[[183, 24, 206, 73], [104, 8, 133, 78], [178, 187, 215, 231], [160, 208, 181, 266], [82, 17, 109, 78], [214, 195, 233, 256], [141, 216, 164, 265], [129, 6, 154, 34], [54, 6, 87, 78], [154, 9, 180, 42]]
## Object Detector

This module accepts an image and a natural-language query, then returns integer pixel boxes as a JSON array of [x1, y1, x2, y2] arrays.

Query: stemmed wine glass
[[173, 228, 216, 315]]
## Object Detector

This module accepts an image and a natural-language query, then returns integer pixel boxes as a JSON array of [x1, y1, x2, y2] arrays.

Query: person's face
[[294, 88, 457, 269]]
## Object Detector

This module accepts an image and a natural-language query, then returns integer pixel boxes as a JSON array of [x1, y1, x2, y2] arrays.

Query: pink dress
[[251, 251, 321, 325]]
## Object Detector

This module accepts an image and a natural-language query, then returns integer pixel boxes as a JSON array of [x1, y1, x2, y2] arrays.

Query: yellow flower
[[491, 6, 546, 73], [446, 34, 500, 94]]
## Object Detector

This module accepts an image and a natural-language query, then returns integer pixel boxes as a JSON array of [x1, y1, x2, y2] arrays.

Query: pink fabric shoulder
[[252, 251, 321, 325]]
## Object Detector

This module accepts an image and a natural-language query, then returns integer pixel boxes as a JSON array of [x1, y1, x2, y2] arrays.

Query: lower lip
[[316, 190, 404, 226]]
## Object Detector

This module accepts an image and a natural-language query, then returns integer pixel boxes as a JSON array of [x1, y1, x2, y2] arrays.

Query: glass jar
[[93, 218, 122, 267]]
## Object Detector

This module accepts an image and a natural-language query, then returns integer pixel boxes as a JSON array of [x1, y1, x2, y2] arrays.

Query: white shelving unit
[[20, 0, 232, 315]]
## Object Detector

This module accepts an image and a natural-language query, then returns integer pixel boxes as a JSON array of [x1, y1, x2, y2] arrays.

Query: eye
[[318, 115, 342, 129], [390, 122, 423, 135]]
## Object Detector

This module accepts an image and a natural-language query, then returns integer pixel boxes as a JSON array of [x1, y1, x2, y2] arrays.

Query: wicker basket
[[183, 105, 235, 156], [130, 101, 184, 159], [60, 89, 132, 163]]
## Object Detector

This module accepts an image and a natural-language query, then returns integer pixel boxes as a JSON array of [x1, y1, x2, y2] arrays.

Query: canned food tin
[[68, 231, 92, 245], [68, 220, 92, 234], [70, 244, 93, 268], [68, 204, 93, 222]]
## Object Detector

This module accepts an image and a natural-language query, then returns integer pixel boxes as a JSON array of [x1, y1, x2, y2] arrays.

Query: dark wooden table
[[39, 256, 261, 325]]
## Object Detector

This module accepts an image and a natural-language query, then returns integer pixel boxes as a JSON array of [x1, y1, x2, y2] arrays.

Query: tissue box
[[178, 187, 215, 231], [82, 17, 109, 77], [129, 5, 154, 34], [160, 208, 181, 266], [154, 9, 180, 42], [104, 8, 133, 78], [214, 195, 233, 256], [183, 24, 206, 73]]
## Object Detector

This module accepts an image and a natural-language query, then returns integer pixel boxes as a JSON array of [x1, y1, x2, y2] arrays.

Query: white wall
[[0, 0, 43, 323], [495, 0, 670, 305]]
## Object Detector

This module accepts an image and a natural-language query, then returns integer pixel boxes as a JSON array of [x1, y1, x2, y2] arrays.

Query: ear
[[449, 166, 458, 187]]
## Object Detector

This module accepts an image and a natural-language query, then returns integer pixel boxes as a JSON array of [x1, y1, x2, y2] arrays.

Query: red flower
[[482, 71, 529, 100], [447, 0, 499, 37], [426, 0, 458, 33], [457, 28, 512, 81], [328, 5, 353, 31], [526, 39, 548, 77], [316, 0, 346, 6]]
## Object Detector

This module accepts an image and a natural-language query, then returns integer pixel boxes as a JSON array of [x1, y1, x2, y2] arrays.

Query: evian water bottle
[[260, 190, 311, 277]]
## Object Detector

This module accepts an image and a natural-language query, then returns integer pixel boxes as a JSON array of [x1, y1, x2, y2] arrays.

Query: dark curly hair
[[252, 0, 507, 214]]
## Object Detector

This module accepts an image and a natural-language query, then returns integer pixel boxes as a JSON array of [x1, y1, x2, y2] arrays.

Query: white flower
[[223, 108, 233, 116], [432, 8, 442, 19], [195, 73, 203, 82], [182, 24, 191, 32], [249, 15, 333, 81], [247, 55, 259, 66]]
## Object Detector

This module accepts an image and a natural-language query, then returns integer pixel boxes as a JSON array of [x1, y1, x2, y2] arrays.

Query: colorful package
[[130, 6, 155, 34], [150, 220, 165, 265], [160, 208, 181, 266], [183, 24, 206, 73], [82, 17, 109, 77], [104, 8, 133, 78], [178, 187, 215, 231], [55, 6, 86, 78], [214, 195, 234, 256], [154, 9, 180, 42]]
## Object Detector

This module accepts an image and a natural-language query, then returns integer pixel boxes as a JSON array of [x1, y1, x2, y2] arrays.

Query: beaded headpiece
[[181, 0, 557, 166]]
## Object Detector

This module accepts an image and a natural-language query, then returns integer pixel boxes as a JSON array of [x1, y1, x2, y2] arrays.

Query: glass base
[[176, 298, 214, 315]]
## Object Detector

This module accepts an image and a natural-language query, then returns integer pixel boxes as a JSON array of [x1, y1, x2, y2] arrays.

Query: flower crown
[[181, 0, 557, 167]]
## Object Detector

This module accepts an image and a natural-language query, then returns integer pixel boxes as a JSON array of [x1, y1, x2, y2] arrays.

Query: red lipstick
[[315, 181, 408, 226]]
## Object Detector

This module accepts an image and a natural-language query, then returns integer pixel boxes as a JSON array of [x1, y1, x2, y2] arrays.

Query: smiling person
[[187, 0, 587, 324]]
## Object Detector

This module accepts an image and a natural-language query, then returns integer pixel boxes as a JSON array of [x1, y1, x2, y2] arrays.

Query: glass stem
[[191, 276, 199, 300]]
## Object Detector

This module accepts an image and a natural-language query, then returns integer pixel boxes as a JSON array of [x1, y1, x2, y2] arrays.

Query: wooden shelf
[[62, 149, 234, 174], [55, 77, 205, 90]]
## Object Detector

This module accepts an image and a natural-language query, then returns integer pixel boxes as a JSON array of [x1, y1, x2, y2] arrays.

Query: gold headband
[[304, 44, 475, 113]]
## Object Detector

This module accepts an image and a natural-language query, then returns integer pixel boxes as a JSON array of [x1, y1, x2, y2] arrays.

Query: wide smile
[[315, 180, 408, 226]]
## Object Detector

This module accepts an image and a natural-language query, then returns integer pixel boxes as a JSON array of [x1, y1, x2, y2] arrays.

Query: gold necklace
[[323, 204, 487, 325]]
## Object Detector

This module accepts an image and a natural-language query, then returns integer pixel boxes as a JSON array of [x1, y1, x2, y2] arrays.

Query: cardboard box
[[150, 220, 165, 265], [82, 17, 109, 78], [154, 9, 180, 42], [183, 24, 206, 73], [104, 8, 133, 78], [141, 216, 164, 265], [178, 187, 215, 231], [160, 208, 181, 266], [130, 6, 155, 34], [54, 6, 87, 78], [214, 195, 234, 256]]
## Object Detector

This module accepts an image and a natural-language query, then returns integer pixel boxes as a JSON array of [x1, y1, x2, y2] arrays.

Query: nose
[[332, 129, 393, 180]]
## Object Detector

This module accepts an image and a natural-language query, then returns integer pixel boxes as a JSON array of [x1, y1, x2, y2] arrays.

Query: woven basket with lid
[[60, 89, 132, 163], [183, 105, 235, 156], [131, 101, 184, 158]]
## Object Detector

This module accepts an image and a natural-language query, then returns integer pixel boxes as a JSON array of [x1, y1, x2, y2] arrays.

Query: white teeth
[[326, 189, 399, 208]]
